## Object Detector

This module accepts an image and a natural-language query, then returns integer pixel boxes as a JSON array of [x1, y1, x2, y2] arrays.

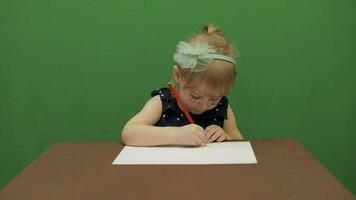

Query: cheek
[[183, 97, 198, 108], [187, 98, 197, 106], [208, 103, 217, 110], [180, 95, 192, 107]]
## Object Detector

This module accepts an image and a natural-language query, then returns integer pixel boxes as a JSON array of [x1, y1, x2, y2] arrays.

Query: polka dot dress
[[151, 87, 229, 129]]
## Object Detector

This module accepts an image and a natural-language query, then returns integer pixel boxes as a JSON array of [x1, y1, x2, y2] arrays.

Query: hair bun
[[202, 25, 223, 35]]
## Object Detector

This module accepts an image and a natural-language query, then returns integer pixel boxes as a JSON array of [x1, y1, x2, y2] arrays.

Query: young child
[[121, 25, 243, 146]]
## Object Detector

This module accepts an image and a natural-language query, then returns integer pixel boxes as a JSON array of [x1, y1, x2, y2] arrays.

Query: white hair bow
[[173, 41, 236, 72]]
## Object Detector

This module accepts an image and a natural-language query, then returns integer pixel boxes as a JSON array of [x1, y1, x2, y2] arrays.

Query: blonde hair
[[173, 24, 238, 95]]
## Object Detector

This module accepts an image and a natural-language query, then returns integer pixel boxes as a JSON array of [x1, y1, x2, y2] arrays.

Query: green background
[[1, 0, 355, 194]]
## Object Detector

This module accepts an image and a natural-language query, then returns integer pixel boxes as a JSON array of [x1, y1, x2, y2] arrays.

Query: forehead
[[185, 83, 222, 97]]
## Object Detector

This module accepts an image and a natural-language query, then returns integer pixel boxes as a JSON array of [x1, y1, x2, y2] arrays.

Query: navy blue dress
[[151, 87, 229, 129]]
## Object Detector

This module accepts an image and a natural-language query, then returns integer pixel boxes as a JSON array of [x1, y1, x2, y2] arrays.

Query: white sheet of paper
[[112, 141, 257, 165]]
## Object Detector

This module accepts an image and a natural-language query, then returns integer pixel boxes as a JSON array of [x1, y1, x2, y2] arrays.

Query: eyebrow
[[192, 92, 222, 98]]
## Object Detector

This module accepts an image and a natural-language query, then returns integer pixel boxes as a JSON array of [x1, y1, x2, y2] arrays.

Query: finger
[[209, 131, 222, 143], [206, 126, 218, 139], [205, 128, 214, 141], [195, 124, 205, 131], [193, 134, 205, 146], [205, 125, 215, 133], [216, 133, 226, 142], [196, 130, 207, 145], [207, 131, 215, 143], [190, 136, 199, 146], [207, 126, 220, 142], [200, 131, 208, 144]]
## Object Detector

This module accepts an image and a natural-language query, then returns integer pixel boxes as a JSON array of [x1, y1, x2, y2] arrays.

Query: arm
[[223, 105, 244, 140], [121, 95, 178, 146], [121, 96, 207, 146]]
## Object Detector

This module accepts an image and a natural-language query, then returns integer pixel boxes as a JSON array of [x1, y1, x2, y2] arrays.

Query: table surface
[[0, 139, 354, 200]]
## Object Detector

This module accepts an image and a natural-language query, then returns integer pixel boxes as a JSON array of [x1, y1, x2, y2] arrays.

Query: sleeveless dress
[[151, 87, 229, 129]]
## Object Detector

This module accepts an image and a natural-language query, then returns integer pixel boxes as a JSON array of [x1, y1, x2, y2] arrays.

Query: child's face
[[178, 83, 222, 115]]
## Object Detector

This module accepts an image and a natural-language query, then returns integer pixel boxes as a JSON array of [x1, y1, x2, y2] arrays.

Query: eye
[[191, 94, 201, 99], [209, 97, 220, 102], [209, 97, 221, 105], [210, 101, 218, 106]]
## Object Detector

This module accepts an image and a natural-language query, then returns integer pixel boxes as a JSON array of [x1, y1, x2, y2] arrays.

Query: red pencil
[[167, 83, 195, 124]]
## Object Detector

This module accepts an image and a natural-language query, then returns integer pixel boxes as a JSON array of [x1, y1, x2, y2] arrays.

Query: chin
[[190, 110, 205, 115]]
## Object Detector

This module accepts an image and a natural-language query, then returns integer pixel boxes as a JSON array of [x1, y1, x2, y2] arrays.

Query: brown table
[[0, 139, 354, 200]]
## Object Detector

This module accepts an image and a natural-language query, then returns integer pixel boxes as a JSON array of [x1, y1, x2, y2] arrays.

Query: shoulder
[[223, 104, 244, 139], [151, 87, 173, 101], [127, 95, 163, 125], [215, 96, 229, 117], [142, 95, 162, 112], [219, 96, 229, 109]]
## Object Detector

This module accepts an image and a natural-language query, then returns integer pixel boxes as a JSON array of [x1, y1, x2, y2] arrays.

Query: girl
[[121, 25, 243, 146]]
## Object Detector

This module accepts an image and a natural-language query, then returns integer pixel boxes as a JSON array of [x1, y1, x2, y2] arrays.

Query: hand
[[175, 124, 207, 146], [205, 124, 227, 143]]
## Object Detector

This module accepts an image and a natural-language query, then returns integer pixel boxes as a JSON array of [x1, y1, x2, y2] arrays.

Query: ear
[[172, 65, 181, 84]]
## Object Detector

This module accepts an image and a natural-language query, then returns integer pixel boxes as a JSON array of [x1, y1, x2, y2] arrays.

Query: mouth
[[190, 109, 205, 115]]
